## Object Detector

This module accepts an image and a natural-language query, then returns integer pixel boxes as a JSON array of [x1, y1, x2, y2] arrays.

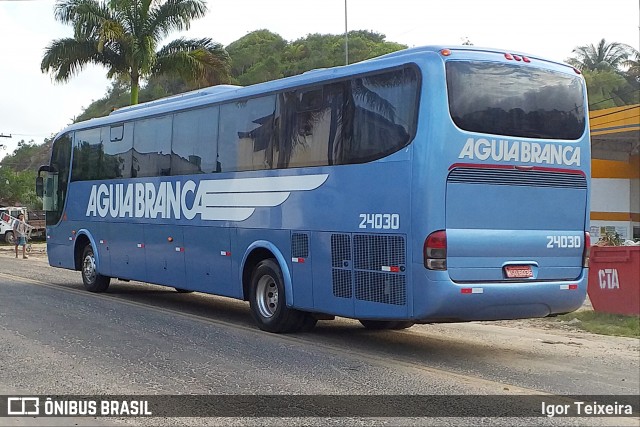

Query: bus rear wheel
[[359, 320, 415, 330], [81, 244, 110, 293], [249, 258, 315, 333]]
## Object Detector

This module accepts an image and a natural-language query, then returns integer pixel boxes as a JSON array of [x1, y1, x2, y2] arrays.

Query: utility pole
[[344, 0, 349, 65]]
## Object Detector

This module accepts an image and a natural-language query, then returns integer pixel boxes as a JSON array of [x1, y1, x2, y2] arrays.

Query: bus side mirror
[[36, 176, 44, 197]]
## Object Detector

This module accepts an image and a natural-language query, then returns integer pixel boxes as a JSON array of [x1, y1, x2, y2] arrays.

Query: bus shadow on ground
[[85, 280, 528, 368]]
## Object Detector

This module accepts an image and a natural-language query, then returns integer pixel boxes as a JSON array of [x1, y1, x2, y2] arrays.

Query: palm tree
[[41, 0, 230, 105], [567, 38, 634, 72], [622, 50, 640, 83]]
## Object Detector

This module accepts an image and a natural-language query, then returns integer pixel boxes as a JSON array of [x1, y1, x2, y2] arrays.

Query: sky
[[0, 0, 638, 161]]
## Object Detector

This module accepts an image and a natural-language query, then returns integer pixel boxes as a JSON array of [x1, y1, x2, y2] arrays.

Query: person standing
[[13, 213, 28, 259]]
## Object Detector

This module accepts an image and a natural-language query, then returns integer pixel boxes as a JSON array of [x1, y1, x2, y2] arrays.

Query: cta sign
[[598, 268, 620, 289]]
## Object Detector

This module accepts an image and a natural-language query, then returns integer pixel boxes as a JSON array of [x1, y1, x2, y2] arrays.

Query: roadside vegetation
[[551, 311, 640, 338]]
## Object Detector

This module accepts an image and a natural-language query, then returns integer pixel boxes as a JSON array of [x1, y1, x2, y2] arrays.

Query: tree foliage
[[226, 30, 288, 85], [41, 0, 231, 105], [0, 139, 50, 208], [567, 38, 640, 109], [568, 39, 635, 72], [583, 69, 631, 109], [226, 30, 406, 85]]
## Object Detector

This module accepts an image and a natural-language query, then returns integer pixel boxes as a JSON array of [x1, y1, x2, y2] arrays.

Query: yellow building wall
[[590, 155, 640, 240]]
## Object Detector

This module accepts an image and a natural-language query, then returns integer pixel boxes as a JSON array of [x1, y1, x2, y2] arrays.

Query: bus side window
[[172, 106, 219, 175], [276, 83, 344, 169], [342, 68, 418, 164], [72, 127, 103, 181], [218, 96, 276, 172], [105, 123, 133, 179], [133, 115, 172, 177]]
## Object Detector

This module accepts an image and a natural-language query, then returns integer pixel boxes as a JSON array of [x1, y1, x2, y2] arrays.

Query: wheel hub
[[256, 275, 278, 318], [83, 254, 96, 283]]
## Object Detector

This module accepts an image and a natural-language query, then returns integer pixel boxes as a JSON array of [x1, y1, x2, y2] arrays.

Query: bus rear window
[[446, 61, 586, 140]]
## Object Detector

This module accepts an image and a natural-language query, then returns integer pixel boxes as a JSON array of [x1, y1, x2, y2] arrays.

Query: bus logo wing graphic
[[197, 174, 329, 221]]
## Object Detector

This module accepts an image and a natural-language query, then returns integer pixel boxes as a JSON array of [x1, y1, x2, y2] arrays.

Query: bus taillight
[[424, 230, 447, 270], [583, 232, 591, 268]]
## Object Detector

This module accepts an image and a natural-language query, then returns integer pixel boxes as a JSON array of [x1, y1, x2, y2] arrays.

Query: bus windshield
[[446, 61, 586, 140]]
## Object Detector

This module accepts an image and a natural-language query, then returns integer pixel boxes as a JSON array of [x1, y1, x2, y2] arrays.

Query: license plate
[[504, 265, 533, 279]]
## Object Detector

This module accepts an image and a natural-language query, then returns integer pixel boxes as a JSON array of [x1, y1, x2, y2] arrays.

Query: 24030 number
[[546, 235, 581, 249], [359, 213, 400, 230]]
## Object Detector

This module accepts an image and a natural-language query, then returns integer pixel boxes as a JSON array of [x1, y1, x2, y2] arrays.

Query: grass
[[552, 311, 640, 338]]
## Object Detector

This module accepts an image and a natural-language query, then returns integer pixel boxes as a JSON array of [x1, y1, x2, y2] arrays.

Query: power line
[[588, 88, 640, 109]]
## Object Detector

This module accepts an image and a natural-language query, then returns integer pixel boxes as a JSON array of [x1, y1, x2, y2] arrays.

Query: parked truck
[[0, 206, 46, 243]]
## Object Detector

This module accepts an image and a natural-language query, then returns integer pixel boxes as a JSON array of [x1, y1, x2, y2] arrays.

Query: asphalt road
[[0, 250, 638, 426]]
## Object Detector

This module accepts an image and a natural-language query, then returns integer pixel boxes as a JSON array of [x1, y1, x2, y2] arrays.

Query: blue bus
[[37, 45, 591, 333]]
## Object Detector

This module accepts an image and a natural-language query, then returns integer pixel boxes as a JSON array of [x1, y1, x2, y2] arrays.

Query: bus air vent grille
[[291, 233, 309, 258], [354, 234, 406, 305], [332, 270, 352, 299], [331, 234, 351, 267], [355, 271, 407, 305], [353, 234, 405, 270], [447, 168, 587, 189], [331, 234, 352, 299]]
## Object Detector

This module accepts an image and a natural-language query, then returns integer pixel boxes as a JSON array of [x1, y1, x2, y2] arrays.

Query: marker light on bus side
[[424, 230, 447, 270]]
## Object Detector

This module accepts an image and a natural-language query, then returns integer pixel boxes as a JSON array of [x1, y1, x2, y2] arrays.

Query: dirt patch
[[0, 242, 48, 260]]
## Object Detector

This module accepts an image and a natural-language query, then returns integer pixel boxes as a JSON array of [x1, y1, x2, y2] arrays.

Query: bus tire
[[249, 258, 306, 333], [4, 231, 14, 244], [389, 321, 415, 330], [81, 244, 110, 293], [359, 320, 414, 330], [299, 314, 319, 332]]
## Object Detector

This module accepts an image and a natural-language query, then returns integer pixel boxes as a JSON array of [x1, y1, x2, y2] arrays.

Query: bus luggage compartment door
[[144, 224, 186, 288], [445, 167, 587, 282]]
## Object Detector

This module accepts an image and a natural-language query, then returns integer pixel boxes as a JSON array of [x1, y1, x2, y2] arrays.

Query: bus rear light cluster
[[424, 230, 447, 270], [583, 232, 591, 268], [504, 53, 531, 63]]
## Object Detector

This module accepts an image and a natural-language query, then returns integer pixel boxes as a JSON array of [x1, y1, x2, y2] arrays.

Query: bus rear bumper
[[412, 266, 588, 323]]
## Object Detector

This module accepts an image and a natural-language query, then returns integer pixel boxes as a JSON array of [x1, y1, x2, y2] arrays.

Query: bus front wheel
[[249, 258, 315, 333], [81, 245, 110, 293], [359, 320, 415, 330]]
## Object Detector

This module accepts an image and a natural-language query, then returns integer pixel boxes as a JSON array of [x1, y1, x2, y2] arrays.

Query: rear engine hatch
[[446, 166, 587, 282]]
